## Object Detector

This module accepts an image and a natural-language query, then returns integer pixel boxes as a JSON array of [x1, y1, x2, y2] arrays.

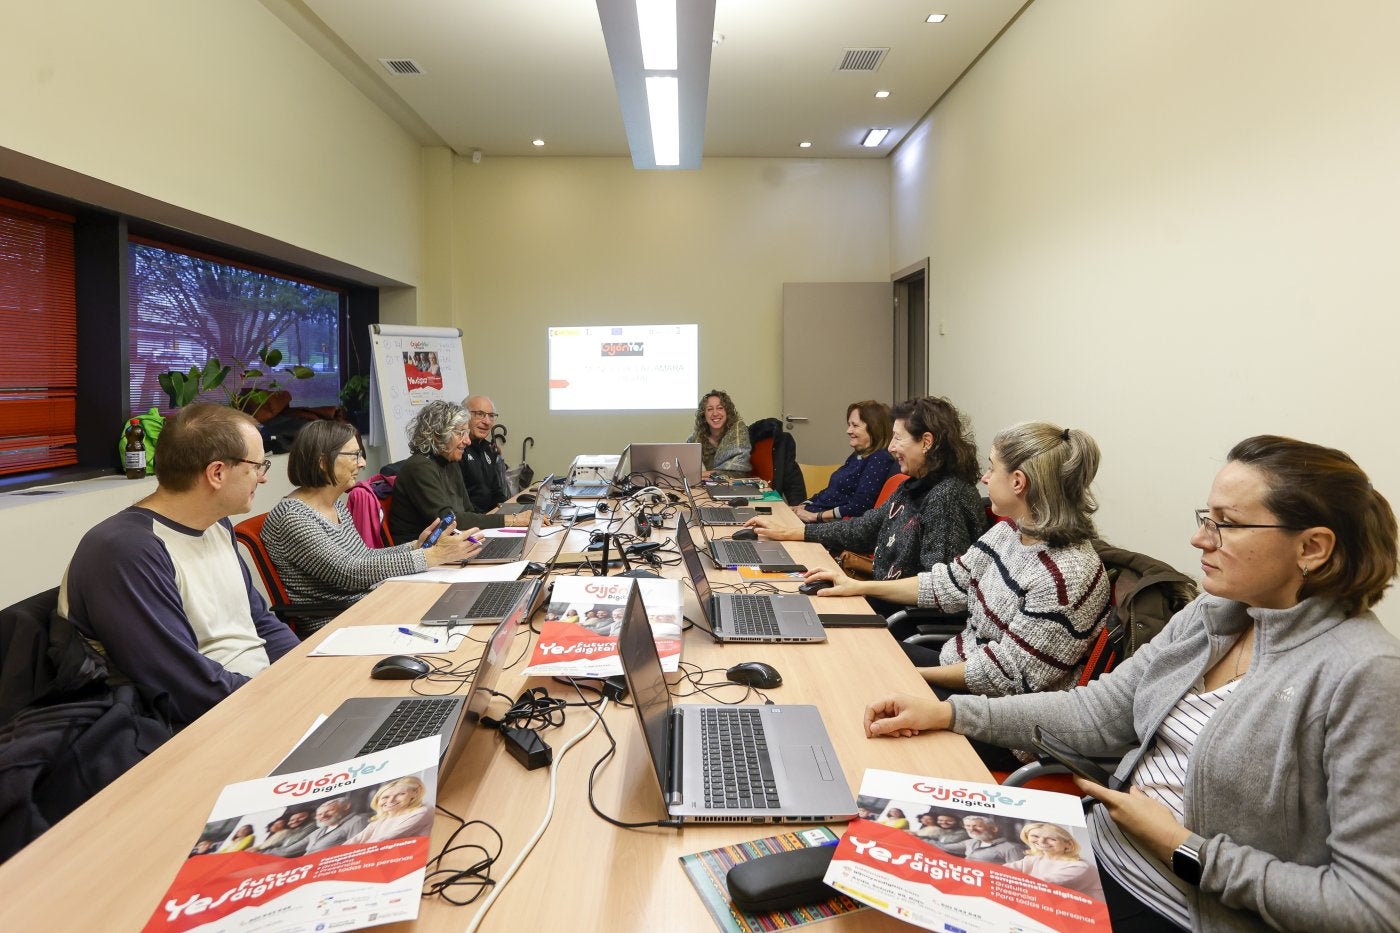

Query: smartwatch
[[1171, 833, 1206, 885]]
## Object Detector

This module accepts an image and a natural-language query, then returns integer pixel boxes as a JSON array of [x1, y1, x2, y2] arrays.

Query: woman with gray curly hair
[[388, 400, 532, 544]]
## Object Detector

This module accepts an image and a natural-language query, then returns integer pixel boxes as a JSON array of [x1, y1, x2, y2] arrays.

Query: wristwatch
[[1171, 833, 1206, 885]]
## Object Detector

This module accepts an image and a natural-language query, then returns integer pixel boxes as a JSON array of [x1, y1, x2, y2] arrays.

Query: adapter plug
[[502, 726, 553, 770], [602, 675, 629, 702]]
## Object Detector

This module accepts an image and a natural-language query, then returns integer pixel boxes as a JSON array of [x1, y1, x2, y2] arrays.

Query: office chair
[[232, 514, 355, 637]]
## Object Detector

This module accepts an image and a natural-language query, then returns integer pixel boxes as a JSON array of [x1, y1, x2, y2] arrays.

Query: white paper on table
[[309, 624, 465, 656], [382, 559, 528, 584]]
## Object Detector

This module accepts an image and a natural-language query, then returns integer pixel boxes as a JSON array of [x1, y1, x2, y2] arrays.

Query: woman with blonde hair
[[1004, 822, 1105, 900], [347, 776, 434, 844]]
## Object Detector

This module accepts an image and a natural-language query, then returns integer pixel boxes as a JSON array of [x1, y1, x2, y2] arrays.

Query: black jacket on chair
[[747, 418, 807, 506]]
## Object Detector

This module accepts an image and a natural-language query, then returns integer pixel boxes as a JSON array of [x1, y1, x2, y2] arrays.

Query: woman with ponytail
[[807, 422, 1112, 699]]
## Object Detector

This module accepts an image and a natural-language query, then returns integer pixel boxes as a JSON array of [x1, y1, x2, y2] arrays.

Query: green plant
[[339, 374, 370, 411], [158, 347, 314, 412]]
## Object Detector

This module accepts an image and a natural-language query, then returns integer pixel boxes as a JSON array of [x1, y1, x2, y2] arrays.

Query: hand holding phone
[[422, 510, 455, 548], [1031, 726, 1126, 791]]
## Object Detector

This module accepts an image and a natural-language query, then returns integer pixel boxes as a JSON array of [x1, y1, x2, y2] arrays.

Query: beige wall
[[892, 0, 1400, 633], [449, 156, 891, 478]]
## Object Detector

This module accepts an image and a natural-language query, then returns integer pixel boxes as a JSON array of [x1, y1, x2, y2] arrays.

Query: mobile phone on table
[[1031, 726, 1126, 791], [423, 510, 455, 547]]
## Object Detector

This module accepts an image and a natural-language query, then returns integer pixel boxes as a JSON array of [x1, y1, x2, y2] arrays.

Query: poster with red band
[[143, 737, 440, 933], [825, 770, 1110, 933], [523, 576, 682, 677]]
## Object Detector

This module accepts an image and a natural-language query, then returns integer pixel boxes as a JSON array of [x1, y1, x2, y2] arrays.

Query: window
[[128, 239, 344, 415], [0, 197, 77, 477]]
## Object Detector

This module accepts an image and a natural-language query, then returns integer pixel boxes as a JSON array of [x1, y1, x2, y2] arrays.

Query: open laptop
[[470, 505, 543, 564], [270, 591, 526, 777], [675, 516, 824, 643], [629, 442, 701, 485], [616, 585, 856, 824], [680, 473, 756, 525], [684, 495, 799, 567], [419, 576, 544, 627]]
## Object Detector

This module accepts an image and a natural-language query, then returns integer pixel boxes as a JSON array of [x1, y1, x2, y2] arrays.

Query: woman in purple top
[[795, 400, 899, 523]]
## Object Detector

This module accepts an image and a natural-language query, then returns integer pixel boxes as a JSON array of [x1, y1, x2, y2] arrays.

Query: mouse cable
[[421, 807, 503, 906], [461, 690, 606, 933], [572, 683, 683, 831]]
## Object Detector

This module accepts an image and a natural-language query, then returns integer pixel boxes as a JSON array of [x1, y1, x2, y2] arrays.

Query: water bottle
[[124, 418, 147, 479]]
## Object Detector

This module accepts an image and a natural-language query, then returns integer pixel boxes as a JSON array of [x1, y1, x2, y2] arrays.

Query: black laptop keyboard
[[357, 698, 457, 754], [718, 540, 761, 564], [466, 580, 532, 618], [477, 537, 524, 560], [725, 595, 781, 637], [701, 707, 781, 809]]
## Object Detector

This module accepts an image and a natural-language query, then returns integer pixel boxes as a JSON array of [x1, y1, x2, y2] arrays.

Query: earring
[[1300, 565, 1311, 578]]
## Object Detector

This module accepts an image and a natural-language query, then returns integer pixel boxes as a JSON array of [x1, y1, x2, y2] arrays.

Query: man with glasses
[[59, 403, 299, 730], [459, 394, 511, 512]]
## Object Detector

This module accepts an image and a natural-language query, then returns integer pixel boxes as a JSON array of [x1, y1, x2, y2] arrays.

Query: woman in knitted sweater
[[262, 422, 481, 627], [686, 389, 751, 479]]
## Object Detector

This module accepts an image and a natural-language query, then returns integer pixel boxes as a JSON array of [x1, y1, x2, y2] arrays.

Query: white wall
[[891, 0, 1400, 633]]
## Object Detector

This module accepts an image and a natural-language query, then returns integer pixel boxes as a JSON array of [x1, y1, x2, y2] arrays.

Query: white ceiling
[[262, 0, 1028, 160]]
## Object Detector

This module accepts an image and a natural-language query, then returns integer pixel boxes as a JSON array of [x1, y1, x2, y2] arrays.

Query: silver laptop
[[270, 593, 525, 777], [470, 506, 543, 564], [616, 586, 856, 824], [420, 577, 543, 626], [680, 474, 756, 525], [683, 495, 798, 567], [675, 516, 824, 643], [629, 442, 702, 485]]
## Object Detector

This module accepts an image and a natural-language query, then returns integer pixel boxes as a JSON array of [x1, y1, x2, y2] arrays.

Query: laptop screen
[[674, 516, 714, 609], [617, 584, 674, 799], [462, 588, 527, 731]]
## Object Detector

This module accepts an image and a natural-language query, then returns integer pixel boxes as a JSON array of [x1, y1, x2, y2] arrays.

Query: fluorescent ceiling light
[[636, 0, 677, 70], [926, 13, 948, 23], [646, 76, 680, 166], [532, 138, 545, 147], [799, 141, 812, 149], [862, 128, 891, 147], [874, 90, 891, 99]]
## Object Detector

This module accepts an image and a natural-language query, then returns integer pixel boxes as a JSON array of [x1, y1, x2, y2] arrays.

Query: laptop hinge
[[666, 709, 685, 805]]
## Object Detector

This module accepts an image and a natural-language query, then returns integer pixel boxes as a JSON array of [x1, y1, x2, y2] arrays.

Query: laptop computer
[[683, 495, 798, 567], [674, 517, 824, 643], [471, 505, 543, 564], [419, 577, 543, 626], [680, 474, 756, 525], [616, 585, 856, 824], [270, 591, 526, 777], [629, 442, 701, 485]]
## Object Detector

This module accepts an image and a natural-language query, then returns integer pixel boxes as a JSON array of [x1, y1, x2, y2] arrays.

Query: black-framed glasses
[[1194, 509, 1301, 548], [336, 450, 367, 461], [228, 457, 273, 477], [468, 410, 499, 421]]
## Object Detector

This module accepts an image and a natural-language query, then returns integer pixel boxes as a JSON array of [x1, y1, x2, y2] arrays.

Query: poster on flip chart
[[367, 324, 470, 461]]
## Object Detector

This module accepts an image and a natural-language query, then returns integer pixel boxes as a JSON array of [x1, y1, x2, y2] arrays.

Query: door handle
[[784, 415, 809, 426]]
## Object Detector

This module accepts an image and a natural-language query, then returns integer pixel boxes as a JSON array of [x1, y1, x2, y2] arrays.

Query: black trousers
[[1100, 866, 1189, 931]]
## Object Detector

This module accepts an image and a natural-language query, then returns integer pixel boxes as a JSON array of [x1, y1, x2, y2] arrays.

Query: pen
[[397, 627, 438, 643], [496, 528, 528, 534]]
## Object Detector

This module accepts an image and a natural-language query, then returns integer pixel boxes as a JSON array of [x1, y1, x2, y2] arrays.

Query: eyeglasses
[[336, 450, 367, 461], [1193, 509, 1301, 548], [468, 410, 499, 421], [228, 457, 273, 477]]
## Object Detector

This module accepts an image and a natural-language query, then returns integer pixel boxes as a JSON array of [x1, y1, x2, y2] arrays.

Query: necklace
[[1229, 634, 1251, 683]]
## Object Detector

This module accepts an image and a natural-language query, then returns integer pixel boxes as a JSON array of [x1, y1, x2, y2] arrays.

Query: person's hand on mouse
[[424, 525, 483, 566], [743, 514, 803, 541], [801, 566, 863, 597]]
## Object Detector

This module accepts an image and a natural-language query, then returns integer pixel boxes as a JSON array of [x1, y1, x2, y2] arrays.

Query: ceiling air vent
[[837, 48, 888, 73], [379, 58, 425, 76]]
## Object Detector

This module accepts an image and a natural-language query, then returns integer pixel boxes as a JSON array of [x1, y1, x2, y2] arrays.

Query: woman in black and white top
[[262, 422, 481, 628]]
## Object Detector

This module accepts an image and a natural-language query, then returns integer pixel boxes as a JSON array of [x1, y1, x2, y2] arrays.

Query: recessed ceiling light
[[926, 13, 947, 23], [799, 141, 812, 149], [862, 129, 890, 147], [532, 139, 545, 147], [874, 90, 891, 99]]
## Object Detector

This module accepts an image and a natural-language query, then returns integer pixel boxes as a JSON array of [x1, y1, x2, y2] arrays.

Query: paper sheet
[[381, 559, 528, 584], [309, 624, 466, 656]]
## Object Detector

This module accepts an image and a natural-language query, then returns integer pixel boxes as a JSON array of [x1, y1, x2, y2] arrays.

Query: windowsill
[[0, 456, 289, 514]]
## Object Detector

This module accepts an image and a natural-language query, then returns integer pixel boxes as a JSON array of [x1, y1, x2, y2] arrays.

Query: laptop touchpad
[[781, 745, 834, 781]]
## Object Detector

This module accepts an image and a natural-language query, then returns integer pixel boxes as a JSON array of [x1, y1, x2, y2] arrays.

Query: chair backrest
[[873, 471, 909, 509], [750, 437, 774, 482], [798, 463, 841, 499], [231, 513, 292, 610]]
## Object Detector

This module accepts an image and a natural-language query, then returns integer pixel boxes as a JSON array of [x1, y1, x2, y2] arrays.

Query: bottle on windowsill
[[124, 418, 147, 479]]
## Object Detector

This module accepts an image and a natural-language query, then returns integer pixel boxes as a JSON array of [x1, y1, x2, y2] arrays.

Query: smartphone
[[755, 506, 773, 515], [422, 510, 455, 548], [1030, 726, 1125, 790]]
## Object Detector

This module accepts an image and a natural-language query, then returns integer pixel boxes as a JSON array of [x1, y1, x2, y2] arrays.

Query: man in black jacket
[[459, 395, 511, 511]]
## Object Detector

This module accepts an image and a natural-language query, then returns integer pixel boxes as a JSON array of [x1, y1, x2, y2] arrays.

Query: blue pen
[[397, 626, 438, 643]]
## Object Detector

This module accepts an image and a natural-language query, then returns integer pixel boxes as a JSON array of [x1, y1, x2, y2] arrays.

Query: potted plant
[[158, 347, 315, 415]]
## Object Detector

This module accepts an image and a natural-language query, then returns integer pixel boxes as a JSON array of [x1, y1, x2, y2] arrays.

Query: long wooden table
[[0, 493, 991, 932]]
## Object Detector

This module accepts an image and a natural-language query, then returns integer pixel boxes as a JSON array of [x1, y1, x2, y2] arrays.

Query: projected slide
[[548, 324, 697, 411]]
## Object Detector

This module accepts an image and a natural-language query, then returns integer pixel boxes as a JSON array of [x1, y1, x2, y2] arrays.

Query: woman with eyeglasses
[[388, 400, 533, 545], [262, 421, 482, 623], [864, 436, 1400, 932]]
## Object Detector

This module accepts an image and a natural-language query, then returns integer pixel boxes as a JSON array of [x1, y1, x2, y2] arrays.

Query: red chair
[[872, 471, 909, 509], [233, 513, 354, 638], [750, 437, 774, 484]]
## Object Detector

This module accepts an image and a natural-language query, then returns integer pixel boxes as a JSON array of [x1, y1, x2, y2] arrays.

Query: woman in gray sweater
[[863, 435, 1400, 932]]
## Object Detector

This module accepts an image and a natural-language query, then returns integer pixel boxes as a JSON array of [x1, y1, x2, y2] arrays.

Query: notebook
[[675, 516, 825, 643], [681, 491, 797, 567], [470, 506, 543, 564], [616, 585, 856, 824], [629, 442, 702, 485], [419, 577, 543, 627], [270, 591, 526, 777], [679, 474, 756, 525]]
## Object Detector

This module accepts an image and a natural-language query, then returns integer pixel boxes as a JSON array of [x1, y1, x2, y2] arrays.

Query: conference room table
[[0, 489, 993, 932]]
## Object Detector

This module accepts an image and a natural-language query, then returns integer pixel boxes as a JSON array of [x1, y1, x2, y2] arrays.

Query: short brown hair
[[286, 421, 359, 488], [846, 400, 892, 454], [890, 396, 979, 484], [1228, 435, 1398, 615], [154, 403, 259, 492]]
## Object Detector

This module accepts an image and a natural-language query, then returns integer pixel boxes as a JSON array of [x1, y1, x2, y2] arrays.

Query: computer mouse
[[731, 527, 759, 541], [797, 579, 833, 596], [371, 655, 431, 680], [516, 492, 537, 504], [726, 661, 782, 689]]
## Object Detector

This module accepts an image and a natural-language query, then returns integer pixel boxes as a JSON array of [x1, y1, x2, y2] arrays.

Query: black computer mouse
[[726, 661, 782, 689], [371, 655, 431, 680], [797, 579, 833, 596], [516, 492, 537, 504], [731, 527, 759, 541]]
